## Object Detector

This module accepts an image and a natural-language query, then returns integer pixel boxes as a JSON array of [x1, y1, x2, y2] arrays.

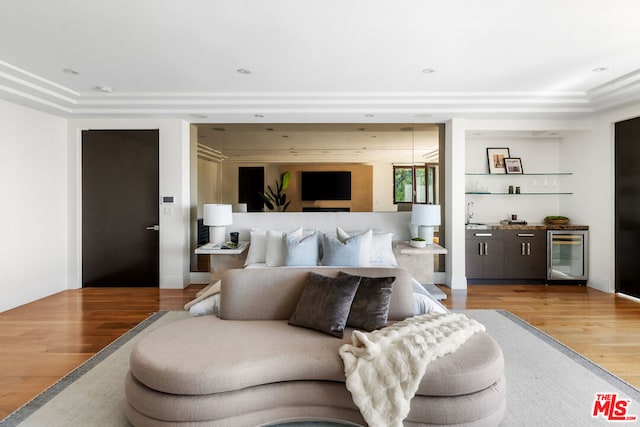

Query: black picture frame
[[486, 147, 510, 174], [504, 157, 524, 174]]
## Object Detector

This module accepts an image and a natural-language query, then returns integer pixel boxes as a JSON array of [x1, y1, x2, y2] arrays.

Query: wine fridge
[[547, 230, 589, 284]]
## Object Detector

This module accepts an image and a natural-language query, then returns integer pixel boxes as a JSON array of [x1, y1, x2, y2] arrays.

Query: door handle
[[478, 242, 484, 256], [521, 242, 525, 256], [483, 242, 488, 256], [146, 225, 160, 231], [527, 242, 531, 255]]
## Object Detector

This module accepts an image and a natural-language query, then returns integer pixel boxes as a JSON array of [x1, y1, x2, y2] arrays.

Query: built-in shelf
[[465, 192, 573, 195], [465, 172, 572, 176]]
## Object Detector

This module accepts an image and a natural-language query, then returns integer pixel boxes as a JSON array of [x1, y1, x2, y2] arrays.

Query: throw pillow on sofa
[[338, 271, 395, 331], [289, 272, 361, 338]]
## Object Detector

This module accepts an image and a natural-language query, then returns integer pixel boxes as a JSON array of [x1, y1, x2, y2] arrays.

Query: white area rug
[[1, 310, 639, 426]]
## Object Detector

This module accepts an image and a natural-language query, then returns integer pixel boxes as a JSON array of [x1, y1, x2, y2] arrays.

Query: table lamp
[[411, 204, 441, 244], [203, 204, 233, 244]]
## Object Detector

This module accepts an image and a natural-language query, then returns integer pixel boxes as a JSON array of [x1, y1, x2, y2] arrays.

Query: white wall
[[562, 103, 640, 293], [0, 99, 68, 312], [66, 118, 191, 289], [465, 137, 563, 224]]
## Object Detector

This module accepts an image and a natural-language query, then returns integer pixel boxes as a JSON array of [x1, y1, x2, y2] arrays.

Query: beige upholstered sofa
[[125, 267, 505, 426]]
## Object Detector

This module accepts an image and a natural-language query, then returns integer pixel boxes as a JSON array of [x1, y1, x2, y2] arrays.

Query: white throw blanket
[[338, 312, 485, 427]]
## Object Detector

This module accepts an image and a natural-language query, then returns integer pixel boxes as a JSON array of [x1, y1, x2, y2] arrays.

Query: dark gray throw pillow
[[289, 272, 361, 338], [338, 271, 396, 331]]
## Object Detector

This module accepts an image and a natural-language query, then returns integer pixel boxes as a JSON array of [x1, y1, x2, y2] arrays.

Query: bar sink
[[466, 223, 490, 230]]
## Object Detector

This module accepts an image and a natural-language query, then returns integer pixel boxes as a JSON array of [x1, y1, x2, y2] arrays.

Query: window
[[393, 164, 438, 204]]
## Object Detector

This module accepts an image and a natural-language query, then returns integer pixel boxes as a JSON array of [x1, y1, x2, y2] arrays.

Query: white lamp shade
[[411, 204, 441, 226], [203, 204, 233, 226]]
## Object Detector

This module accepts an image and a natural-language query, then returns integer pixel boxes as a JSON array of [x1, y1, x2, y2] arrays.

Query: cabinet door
[[465, 240, 484, 279], [504, 231, 546, 279], [465, 230, 504, 279], [482, 239, 505, 279]]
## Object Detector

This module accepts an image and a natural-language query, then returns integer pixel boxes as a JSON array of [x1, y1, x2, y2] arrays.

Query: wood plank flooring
[[1, 283, 639, 419]]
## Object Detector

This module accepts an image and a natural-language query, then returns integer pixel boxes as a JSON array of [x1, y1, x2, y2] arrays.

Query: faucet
[[466, 202, 474, 224]]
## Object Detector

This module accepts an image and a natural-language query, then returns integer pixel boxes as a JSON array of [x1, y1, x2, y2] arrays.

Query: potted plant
[[260, 171, 292, 212], [410, 237, 427, 248]]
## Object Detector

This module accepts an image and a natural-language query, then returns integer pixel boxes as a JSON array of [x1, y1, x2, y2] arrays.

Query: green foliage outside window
[[394, 166, 427, 203]]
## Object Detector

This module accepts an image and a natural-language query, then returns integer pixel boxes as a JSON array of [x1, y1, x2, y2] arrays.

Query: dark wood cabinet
[[504, 230, 546, 280], [465, 230, 504, 279]]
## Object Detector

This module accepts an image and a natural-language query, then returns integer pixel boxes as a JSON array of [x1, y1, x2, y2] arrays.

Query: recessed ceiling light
[[95, 86, 113, 93], [237, 68, 252, 74], [63, 68, 79, 75], [592, 67, 610, 73], [422, 68, 436, 74]]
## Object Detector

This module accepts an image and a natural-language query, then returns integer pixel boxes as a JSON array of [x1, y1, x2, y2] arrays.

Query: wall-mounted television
[[301, 171, 352, 201]]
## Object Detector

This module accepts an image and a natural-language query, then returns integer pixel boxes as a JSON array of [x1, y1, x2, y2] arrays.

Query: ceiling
[[1, 0, 640, 124]]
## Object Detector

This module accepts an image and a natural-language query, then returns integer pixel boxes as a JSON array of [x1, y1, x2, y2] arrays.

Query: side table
[[195, 242, 249, 282], [392, 241, 448, 285]]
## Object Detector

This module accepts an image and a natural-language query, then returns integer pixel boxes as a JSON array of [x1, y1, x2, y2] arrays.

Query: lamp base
[[418, 225, 435, 245], [209, 226, 227, 245]]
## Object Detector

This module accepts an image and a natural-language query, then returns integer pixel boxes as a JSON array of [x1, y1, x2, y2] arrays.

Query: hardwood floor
[[1, 283, 639, 419]]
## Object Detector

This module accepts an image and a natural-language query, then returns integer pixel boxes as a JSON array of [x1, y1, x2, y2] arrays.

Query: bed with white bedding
[[188, 226, 447, 317]]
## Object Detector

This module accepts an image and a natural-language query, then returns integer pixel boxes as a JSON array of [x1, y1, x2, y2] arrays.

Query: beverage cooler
[[547, 230, 588, 284]]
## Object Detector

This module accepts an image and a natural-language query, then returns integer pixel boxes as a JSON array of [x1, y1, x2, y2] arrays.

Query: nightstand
[[195, 242, 249, 282], [392, 241, 447, 285]]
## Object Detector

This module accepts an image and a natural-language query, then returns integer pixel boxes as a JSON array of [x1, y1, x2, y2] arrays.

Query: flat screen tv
[[301, 171, 351, 201]]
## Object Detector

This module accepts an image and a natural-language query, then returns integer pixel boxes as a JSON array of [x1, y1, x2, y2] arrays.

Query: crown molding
[[4, 60, 637, 120]]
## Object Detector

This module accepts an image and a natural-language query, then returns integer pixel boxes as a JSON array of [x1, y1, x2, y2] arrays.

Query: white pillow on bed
[[244, 229, 267, 266], [321, 233, 362, 266], [337, 227, 397, 266], [336, 228, 372, 266], [266, 227, 303, 267], [370, 232, 398, 266], [284, 231, 320, 266]]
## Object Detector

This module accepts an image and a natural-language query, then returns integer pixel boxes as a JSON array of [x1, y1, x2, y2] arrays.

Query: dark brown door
[[615, 117, 640, 298], [82, 129, 159, 287]]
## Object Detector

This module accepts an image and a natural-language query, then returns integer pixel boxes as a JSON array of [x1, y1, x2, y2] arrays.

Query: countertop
[[466, 223, 589, 230]]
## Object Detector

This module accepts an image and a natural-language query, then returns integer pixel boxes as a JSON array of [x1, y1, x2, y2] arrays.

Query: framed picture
[[505, 157, 524, 174], [486, 147, 510, 174]]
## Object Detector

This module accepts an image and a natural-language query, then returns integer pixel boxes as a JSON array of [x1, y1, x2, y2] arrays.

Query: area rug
[[1, 310, 639, 426]]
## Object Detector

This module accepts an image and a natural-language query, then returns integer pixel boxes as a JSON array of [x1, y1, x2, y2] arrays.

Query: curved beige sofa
[[125, 267, 505, 426]]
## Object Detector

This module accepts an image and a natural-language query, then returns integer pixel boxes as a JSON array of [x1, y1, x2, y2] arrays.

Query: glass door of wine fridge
[[547, 230, 588, 283]]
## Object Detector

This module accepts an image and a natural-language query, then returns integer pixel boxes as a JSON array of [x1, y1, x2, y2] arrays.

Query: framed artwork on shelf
[[486, 147, 510, 174], [505, 157, 524, 174]]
